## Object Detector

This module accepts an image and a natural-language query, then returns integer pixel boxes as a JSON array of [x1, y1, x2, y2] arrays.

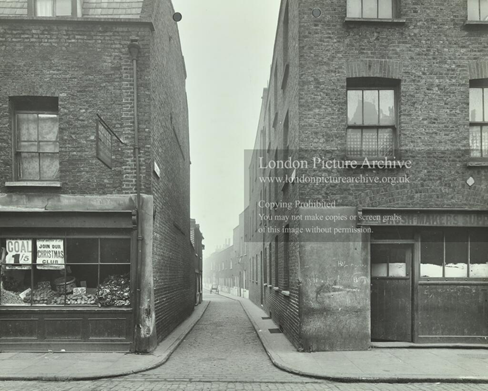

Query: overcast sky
[[173, 0, 280, 256]]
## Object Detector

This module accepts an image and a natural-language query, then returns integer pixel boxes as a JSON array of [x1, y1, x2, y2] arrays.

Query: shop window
[[11, 97, 59, 182], [468, 0, 488, 21], [34, 0, 81, 17], [0, 238, 131, 307], [371, 244, 409, 277], [347, 0, 397, 19], [421, 229, 488, 278], [469, 81, 488, 158], [346, 80, 398, 158]]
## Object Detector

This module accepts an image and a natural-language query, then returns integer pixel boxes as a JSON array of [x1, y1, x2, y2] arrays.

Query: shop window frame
[[419, 228, 488, 281], [0, 234, 134, 309]]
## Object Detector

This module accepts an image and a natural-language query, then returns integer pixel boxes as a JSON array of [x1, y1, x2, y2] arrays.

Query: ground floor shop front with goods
[[0, 194, 156, 352]]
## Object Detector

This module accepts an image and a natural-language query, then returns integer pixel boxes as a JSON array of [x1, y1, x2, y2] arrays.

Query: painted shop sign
[[5, 240, 32, 270], [358, 211, 488, 227], [37, 239, 65, 270]]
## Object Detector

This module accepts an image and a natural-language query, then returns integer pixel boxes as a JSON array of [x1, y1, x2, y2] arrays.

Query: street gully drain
[[262, 317, 271, 320], [268, 328, 282, 334]]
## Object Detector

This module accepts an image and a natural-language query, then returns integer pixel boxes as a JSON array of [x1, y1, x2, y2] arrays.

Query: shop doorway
[[370, 243, 413, 342]]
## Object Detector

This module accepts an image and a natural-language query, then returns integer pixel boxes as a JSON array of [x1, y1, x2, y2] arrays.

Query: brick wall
[[149, 0, 194, 343], [0, 21, 152, 195], [297, 0, 488, 209]]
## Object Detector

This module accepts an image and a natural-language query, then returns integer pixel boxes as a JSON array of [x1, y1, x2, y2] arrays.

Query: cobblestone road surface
[[0, 294, 487, 390]]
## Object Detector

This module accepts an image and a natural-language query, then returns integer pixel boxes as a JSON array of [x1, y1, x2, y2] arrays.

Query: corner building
[[247, 0, 488, 351], [0, 0, 193, 352]]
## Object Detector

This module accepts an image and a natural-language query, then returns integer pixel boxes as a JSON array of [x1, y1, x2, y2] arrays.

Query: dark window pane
[[39, 141, 59, 153], [469, 0, 481, 20], [378, 128, 394, 156], [470, 229, 488, 278], [362, 128, 378, 155], [347, 0, 361, 17], [17, 114, 38, 141], [40, 153, 59, 180], [421, 230, 443, 277], [18, 142, 38, 152], [66, 239, 99, 264], [470, 126, 482, 157], [38, 114, 59, 141], [347, 128, 362, 157], [388, 245, 409, 277], [347, 90, 363, 125], [378, 0, 392, 18], [371, 244, 388, 277], [379, 90, 395, 125], [444, 229, 468, 278], [20, 153, 40, 180], [363, 90, 379, 125], [481, 0, 488, 21], [363, 0, 378, 18], [55, 0, 71, 15], [100, 239, 130, 263], [470, 88, 483, 122], [36, 0, 53, 16]]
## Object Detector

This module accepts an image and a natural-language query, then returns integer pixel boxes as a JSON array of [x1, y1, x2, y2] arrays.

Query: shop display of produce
[[22, 284, 57, 304], [0, 282, 25, 305], [97, 274, 130, 307], [51, 293, 98, 306]]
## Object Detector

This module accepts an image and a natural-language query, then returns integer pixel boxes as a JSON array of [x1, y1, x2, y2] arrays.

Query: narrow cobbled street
[[0, 294, 487, 391]]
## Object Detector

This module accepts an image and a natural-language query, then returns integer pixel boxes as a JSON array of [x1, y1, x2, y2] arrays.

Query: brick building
[[0, 0, 194, 352], [246, 0, 488, 351]]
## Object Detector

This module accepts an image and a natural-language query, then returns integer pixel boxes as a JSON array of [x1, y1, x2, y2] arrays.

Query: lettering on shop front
[[360, 213, 488, 227], [37, 239, 65, 270]]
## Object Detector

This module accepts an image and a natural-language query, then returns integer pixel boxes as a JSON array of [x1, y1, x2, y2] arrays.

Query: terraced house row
[[211, 0, 488, 352]]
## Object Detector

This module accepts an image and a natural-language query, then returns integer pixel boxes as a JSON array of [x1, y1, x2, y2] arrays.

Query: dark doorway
[[371, 243, 413, 342]]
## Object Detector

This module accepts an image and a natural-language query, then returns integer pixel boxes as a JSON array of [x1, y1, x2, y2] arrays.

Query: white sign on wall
[[5, 240, 32, 270], [37, 239, 65, 270]]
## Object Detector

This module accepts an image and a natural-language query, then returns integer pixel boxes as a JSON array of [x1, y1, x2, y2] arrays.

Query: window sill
[[264, 283, 268, 287], [268, 285, 273, 289], [467, 160, 488, 167], [281, 290, 290, 297], [5, 181, 61, 188], [273, 287, 280, 291], [464, 20, 488, 27], [344, 17, 406, 24]]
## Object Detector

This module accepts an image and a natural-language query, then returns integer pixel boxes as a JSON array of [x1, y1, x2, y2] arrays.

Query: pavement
[[217, 291, 488, 384], [0, 291, 488, 384], [0, 300, 210, 381]]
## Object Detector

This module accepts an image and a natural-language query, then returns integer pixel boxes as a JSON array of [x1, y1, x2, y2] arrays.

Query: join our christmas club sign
[[36, 239, 65, 270]]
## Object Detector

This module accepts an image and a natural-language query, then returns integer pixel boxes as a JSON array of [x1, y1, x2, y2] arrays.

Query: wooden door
[[371, 243, 413, 342]]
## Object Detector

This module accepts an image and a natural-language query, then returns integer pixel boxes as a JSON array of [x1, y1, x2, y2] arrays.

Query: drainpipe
[[128, 37, 143, 352]]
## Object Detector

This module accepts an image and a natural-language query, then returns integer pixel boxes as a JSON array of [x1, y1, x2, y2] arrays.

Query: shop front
[[360, 208, 488, 345], [0, 195, 156, 352]]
